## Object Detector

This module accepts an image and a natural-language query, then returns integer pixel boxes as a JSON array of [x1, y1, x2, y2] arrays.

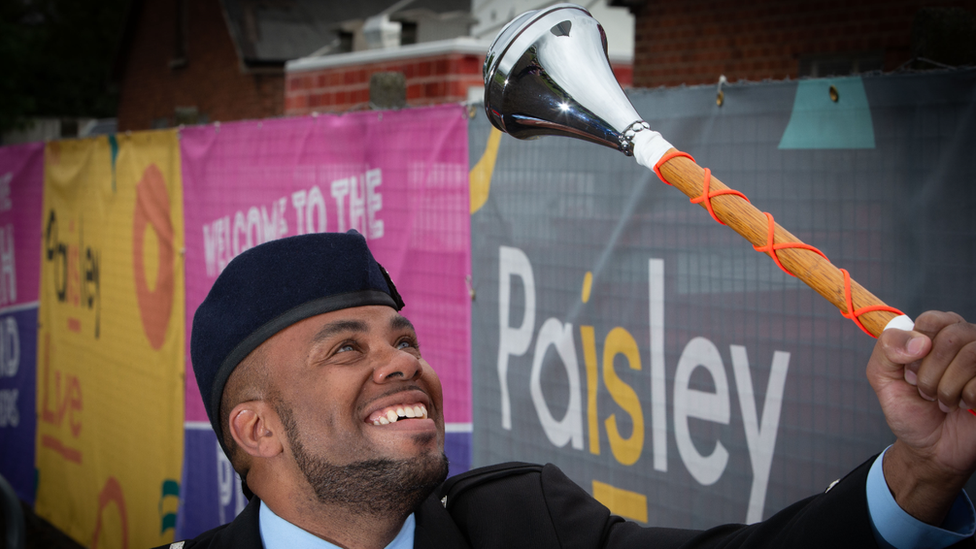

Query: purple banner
[[0, 142, 44, 502]]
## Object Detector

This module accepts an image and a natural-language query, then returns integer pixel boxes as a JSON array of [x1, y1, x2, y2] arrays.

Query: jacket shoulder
[[149, 522, 233, 549], [440, 461, 543, 505], [438, 462, 620, 548], [152, 496, 263, 549]]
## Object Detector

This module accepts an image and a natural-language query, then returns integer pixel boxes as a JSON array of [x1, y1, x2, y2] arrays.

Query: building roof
[[221, 0, 472, 64]]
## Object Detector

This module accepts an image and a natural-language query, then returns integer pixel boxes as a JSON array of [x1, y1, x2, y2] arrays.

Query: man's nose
[[372, 345, 422, 382]]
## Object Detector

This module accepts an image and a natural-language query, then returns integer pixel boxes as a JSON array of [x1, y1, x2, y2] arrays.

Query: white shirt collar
[[258, 499, 416, 549]]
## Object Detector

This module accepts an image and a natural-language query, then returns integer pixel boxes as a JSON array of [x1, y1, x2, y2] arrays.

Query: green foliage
[[0, 0, 130, 132]]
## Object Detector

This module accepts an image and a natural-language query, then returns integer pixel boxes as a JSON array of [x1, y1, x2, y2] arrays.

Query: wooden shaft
[[658, 149, 898, 337]]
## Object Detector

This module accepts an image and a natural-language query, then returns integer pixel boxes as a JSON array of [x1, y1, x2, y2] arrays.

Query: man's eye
[[337, 344, 355, 353], [396, 339, 415, 350]]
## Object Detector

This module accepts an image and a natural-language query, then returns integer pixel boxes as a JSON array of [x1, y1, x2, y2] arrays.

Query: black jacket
[[155, 458, 974, 548]]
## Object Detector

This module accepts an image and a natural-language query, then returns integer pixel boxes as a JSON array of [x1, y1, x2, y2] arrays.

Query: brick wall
[[285, 55, 633, 116], [631, 0, 976, 87], [285, 53, 485, 115], [116, 0, 284, 131]]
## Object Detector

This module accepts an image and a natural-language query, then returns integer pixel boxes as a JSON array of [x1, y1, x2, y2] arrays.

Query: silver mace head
[[483, 3, 649, 156]]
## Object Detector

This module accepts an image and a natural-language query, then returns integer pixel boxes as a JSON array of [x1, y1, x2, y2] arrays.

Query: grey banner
[[469, 69, 976, 528]]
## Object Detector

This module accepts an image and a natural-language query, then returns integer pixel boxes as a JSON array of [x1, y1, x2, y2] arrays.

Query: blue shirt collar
[[258, 499, 416, 549]]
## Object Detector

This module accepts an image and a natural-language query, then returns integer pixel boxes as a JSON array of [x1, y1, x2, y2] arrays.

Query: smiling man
[[172, 231, 467, 549], [230, 305, 448, 548], [162, 231, 976, 549]]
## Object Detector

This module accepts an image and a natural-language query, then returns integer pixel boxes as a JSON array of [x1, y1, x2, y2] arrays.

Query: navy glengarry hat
[[191, 230, 404, 451]]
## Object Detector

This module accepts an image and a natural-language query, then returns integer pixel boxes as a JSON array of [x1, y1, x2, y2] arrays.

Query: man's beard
[[279, 401, 449, 517]]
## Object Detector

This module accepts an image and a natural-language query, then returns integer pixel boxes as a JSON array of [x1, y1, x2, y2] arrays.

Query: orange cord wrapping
[[839, 268, 904, 337], [652, 150, 694, 185], [690, 168, 751, 226], [753, 212, 828, 274], [653, 151, 904, 338]]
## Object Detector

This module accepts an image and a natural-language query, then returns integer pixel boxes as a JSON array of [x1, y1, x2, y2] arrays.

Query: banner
[[177, 105, 471, 538], [0, 142, 44, 503], [35, 132, 185, 548], [470, 70, 976, 528]]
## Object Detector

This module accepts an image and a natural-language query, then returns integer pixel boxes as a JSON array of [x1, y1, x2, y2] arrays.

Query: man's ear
[[229, 401, 284, 459]]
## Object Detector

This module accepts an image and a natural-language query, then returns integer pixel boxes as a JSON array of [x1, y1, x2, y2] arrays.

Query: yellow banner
[[36, 131, 185, 549]]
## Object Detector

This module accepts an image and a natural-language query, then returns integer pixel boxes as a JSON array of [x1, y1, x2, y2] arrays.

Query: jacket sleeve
[[442, 458, 883, 549]]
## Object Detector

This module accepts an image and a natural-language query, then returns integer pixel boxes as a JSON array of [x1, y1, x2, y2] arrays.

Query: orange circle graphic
[[133, 164, 174, 350]]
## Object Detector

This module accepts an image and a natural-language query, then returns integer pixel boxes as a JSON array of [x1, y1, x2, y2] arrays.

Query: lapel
[[210, 496, 265, 549], [188, 490, 469, 549], [412, 492, 471, 549]]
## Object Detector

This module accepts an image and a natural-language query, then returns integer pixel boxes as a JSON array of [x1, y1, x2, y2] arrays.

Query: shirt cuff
[[866, 446, 975, 549]]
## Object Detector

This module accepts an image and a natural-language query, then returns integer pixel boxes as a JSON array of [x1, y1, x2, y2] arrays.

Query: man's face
[[261, 305, 448, 512]]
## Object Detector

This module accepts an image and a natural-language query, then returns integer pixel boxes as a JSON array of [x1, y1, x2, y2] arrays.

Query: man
[[161, 231, 976, 549]]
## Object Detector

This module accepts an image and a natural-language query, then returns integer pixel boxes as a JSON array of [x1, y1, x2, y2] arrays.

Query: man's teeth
[[372, 405, 428, 425]]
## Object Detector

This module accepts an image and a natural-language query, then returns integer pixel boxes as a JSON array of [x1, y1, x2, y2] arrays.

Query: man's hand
[[868, 311, 976, 525]]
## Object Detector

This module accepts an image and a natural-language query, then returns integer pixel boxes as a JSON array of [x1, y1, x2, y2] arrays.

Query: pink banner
[[181, 105, 471, 423], [0, 142, 44, 308]]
